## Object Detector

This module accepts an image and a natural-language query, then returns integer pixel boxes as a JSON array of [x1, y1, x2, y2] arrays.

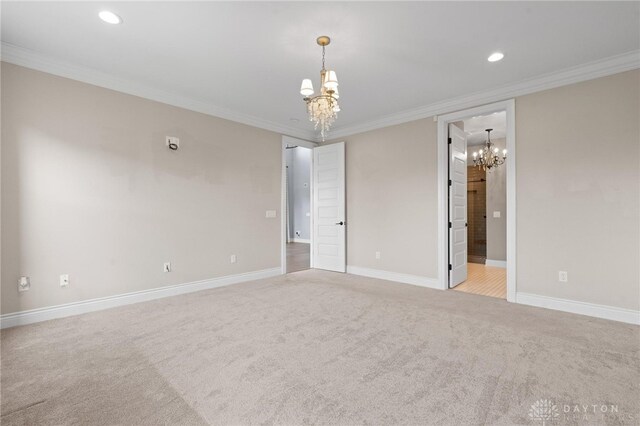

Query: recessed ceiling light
[[488, 52, 504, 62], [99, 11, 122, 25]]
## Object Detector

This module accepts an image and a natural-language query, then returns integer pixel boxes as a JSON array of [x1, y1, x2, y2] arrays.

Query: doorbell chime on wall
[[166, 136, 180, 151]]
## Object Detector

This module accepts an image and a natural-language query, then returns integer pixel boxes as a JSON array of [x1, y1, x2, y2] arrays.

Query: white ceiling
[[2, 2, 639, 140], [464, 111, 506, 146]]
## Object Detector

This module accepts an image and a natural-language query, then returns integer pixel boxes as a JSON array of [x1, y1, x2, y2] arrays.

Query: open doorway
[[451, 112, 507, 298], [285, 144, 312, 273], [437, 100, 516, 302], [280, 137, 347, 275]]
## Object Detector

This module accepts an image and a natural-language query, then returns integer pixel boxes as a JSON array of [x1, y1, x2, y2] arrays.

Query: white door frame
[[281, 135, 318, 275], [436, 99, 517, 302]]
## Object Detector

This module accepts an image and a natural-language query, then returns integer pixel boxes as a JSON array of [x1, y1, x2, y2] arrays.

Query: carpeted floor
[[1, 270, 638, 425]]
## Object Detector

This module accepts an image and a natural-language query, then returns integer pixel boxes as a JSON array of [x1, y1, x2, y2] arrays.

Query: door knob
[[335, 221, 344, 225]]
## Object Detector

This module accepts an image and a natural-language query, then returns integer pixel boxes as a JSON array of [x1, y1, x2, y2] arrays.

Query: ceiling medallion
[[472, 129, 507, 171], [300, 36, 340, 141]]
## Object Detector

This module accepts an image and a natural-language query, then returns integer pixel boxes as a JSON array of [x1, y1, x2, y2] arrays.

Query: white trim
[[281, 136, 317, 274], [290, 238, 311, 244], [437, 100, 517, 302], [326, 50, 639, 140], [485, 259, 507, 268], [347, 266, 440, 290], [282, 135, 317, 150], [4, 43, 637, 144], [516, 293, 640, 325], [0, 42, 316, 141], [0, 267, 281, 329]]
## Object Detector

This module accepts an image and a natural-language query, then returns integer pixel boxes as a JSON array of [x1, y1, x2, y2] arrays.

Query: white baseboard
[[291, 238, 310, 244], [0, 267, 282, 329], [516, 292, 640, 325], [485, 259, 507, 268], [347, 265, 440, 290]]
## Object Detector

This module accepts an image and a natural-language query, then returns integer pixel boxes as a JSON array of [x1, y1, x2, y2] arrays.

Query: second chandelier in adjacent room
[[472, 128, 507, 171]]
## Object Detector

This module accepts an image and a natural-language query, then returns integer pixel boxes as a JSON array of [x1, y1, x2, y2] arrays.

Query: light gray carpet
[[1, 270, 638, 425]]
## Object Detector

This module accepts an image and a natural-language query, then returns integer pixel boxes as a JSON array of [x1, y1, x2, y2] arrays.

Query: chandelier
[[300, 36, 340, 141], [471, 128, 507, 171]]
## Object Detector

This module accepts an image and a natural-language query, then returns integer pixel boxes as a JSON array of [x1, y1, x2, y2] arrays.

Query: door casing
[[436, 100, 517, 302]]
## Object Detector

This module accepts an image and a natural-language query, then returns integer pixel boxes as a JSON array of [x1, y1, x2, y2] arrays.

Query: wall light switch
[[164, 262, 171, 272], [265, 210, 277, 218], [230, 254, 237, 264], [558, 271, 568, 282], [375, 251, 381, 260], [18, 276, 30, 292], [493, 211, 501, 218], [306, 212, 310, 217], [60, 274, 69, 287]]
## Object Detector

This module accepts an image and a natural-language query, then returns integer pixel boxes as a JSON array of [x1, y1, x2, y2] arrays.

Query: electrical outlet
[[295, 231, 300, 237], [558, 271, 568, 282], [375, 251, 381, 260], [230, 254, 237, 264], [164, 262, 171, 272], [60, 274, 69, 287], [18, 276, 30, 292], [265, 210, 277, 218]]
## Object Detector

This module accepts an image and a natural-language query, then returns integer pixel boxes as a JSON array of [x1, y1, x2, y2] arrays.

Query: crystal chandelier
[[300, 36, 340, 141], [471, 128, 507, 171]]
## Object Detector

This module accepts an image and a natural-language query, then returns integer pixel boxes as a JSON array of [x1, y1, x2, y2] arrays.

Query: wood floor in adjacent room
[[1, 270, 638, 425], [286, 242, 310, 273], [453, 262, 507, 299]]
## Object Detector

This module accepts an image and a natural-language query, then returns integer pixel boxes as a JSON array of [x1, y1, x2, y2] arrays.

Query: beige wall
[[486, 138, 507, 261], [516, 70, 639, 310], [331, 69, 639, 311], [3, 62, 638, 315], [1, 63, 282, 314], [335, 119, 439, 278]]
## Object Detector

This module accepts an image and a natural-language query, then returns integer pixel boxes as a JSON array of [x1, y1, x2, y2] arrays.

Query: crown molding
[[326, 50, 640, 140], [0, 42, 317, 141], [2, 42, 638, 143]]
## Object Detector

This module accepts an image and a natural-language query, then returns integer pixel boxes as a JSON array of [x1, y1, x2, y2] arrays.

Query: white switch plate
[[265, 210, 277, 218], [18, 276, 30, 292], [164, 262, 171, 272], [375, 251, 381, 260], [60, 274, 69, 287], [305, 212, 310, 217], [493, 211, 501, 218], [230, 254, 237, 264], [558, 271, 568, 282]]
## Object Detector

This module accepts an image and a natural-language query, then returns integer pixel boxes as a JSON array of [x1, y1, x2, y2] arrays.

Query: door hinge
[[448, 179, 452, 186], [448, 222, 452, 229], [448, 264, 452, 271], [448, 137, 452, 144], [465, 222, 468, 227]]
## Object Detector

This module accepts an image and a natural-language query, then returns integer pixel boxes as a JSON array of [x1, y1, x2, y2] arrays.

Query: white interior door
[[313, 142, 346, 272], [449, 123, 467, 287]]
